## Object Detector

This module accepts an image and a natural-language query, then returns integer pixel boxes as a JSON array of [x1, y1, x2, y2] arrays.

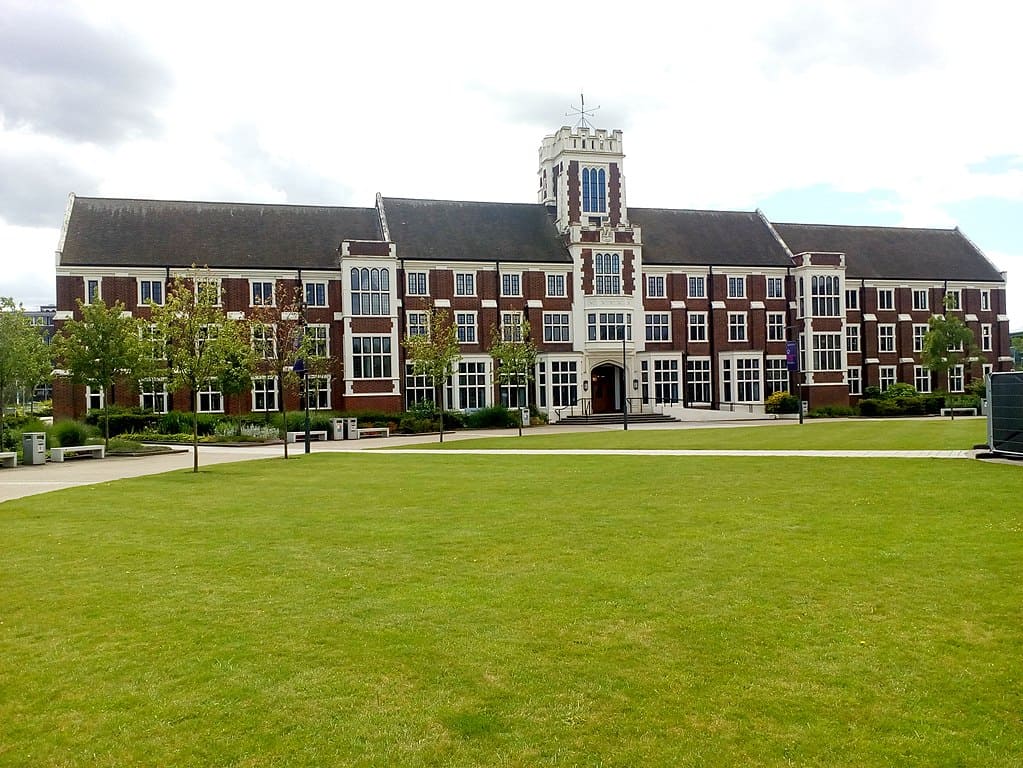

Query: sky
[[1, 0, 1021, 329]]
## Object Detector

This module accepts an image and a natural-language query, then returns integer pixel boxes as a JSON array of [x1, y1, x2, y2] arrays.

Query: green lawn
[[2, 451, 1021, 766], [418, 418, 989, 451]]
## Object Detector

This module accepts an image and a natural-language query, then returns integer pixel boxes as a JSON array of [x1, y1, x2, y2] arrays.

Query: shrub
[[463, 406, 517, 429], [881, 383, 918, 400], [808, 405, 858, 418], [398, 414, 436, 434], [765, 391, 800, 414], [159, 411, 192, 435], [87, 405, 160, 437], [49, 420, 93, 447]]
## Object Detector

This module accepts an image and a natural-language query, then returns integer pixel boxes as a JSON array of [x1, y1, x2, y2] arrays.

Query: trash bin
[[22, 432, 46, 465], [519, 408, 530, 427], [343, 417, 359, 439], [329, 418, 344, 441]]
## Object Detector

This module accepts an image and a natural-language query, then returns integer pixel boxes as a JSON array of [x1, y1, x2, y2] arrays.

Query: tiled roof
[[380, 198, 572, 264], [59, 197, 381, 269], [630, 208, 792, 267], [773, 223, 1005, 282]]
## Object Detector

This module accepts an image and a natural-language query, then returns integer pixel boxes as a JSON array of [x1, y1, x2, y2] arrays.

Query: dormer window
[[582, 167, 606, 213]]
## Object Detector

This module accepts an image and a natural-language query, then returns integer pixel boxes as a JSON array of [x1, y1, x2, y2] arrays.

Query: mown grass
[[421, 417, 989, 451], [1, 452, 1021, 766]]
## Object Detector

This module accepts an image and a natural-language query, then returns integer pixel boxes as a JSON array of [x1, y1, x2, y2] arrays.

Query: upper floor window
[[945, 289, 961, 310], [406, 271, 428, 296], [139, 279, 164, 306], [351, 267, 390, 315], [251, 324, 276, 359], [767, 312, 785, 342], [196, 279, 222, 306], [727, 276, 745, 299], [501, 273, 521, 297], [455, 272, 475, 296], [811, 275, 841, 316], [351, 336, 392, 379], [813, 333, 843, 371], [501, 311, 524, 342], [845, 289, 858, 310], [645, 313, 670, 342], [878, 324, 895, 353], [767, 277, 784, 299], [543, 312, 570, 342], [728, 312, 747, 342], [688, 275, 706, 298], [594, 252, 621, 295], [646, 275, 665, 298], [305, 324, 329, 357], [877, 288, 894, 311], [305, 281, 327, 307], [582, 167, 606, 213], [981, 290, 991, 311], [406, 311, 428, 338], [982, 324, 992, 351], [912, 289, 929, 311], [456, 312, 476, 344], [142, 324, 166, 360], [688, 312, 707, 342], [85, 279, 101, 305], [547, 273, 566, 297], [251, 281, 275, 306], [587, 312, 631, 342]]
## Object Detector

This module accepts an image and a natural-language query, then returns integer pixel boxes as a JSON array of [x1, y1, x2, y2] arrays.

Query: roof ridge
[[774, 220, 959, 234], [74, 195, 373, 212]]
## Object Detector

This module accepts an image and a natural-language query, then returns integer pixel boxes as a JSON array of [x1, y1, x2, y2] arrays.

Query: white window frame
[[813, 333, 843, 371], [847, 367, 861, 396], [727, 276, 746, 299], [251, 323, 277, 360], [406, 271, 428, 296], [688, 275, 706, 299], [251, 376, 279, 412], [139, 378, 168, 414], [981, 290, 991, 311], [455, 272, 476, 296], [878, 324, 896, 353], [139, 279, 164, 306], [767, 276, 784, 299], [84, 278, 101, 305], [914, 365, 931, 393], [767, 312, 785, 342], [350, 267, 391, 316], [543, 312, 570, 343], [688, 312, 707, 343], [846, 325, 860, 353], [913, 324, 928, 353], [501, 311, 524, 342], [197, 380, 223, 413], [594, 253, 621, 296], [945, 289, 962, 311], [456, 311, 477, 344], [880, 365, 897, 392], [845, 289, 858, 310], [501, 273, 522, 297], [646, 274, 666, 298], [912, 289, 929, 311], [546, 273, 567, 298], [195, 278, 222, 306], [85, 385, 104, 411], [306, 324, 329, 357], [250, 280, 275, 307], [982, 324, 992, 352], [645, 313, 670, 342], [351, 335, 393, 379], [587, 312, 632, 342], [304, 281, 328, 308], [406, 310, 429, 338], [877, 288, 894, 311], [727, 312, 747, 342], [304, 375, 331, 410], [948, 364, 964, 393]]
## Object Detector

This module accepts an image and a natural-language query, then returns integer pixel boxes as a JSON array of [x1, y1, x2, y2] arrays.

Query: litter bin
[[22, 432, 46, 465], [329, 418, 344, 441], [519, 408, 530, 427], [343, 417, 359, 439]]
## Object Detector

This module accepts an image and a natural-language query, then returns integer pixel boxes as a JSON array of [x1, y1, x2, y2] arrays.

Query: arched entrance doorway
[[590, 363, 623, 414]]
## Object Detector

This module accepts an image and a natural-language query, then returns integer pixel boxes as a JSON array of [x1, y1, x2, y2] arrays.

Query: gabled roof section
[[772, 222, 1005, 282], [629, 208, 792, 266], [59, 196, 382, 269], [380, 197, 572, 264]]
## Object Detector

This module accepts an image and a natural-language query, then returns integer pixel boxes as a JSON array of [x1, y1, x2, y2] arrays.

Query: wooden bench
[[355, 427, 390, 439], [940, 407, 977, 417], [0, 451, 16, 469], [51, 445, 105, 462], [286, 430, 328, 443]]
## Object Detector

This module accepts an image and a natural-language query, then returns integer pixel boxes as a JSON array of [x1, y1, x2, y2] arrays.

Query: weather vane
[[567, 92, 599, 129]]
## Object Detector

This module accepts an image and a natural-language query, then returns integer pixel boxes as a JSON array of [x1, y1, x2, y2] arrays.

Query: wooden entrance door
[[591, 365, 619, 413]]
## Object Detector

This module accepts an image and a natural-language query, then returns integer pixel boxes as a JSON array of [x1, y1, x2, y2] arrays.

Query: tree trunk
[[436, 382, 444, 443], [103, 386, 110, 450], [280, 373, 289, 459], [191, 389, 199, 473]]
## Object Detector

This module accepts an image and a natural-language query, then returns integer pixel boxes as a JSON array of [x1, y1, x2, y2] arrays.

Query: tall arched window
[[351, 267, 390, 315], [582, 167, 606, 213]]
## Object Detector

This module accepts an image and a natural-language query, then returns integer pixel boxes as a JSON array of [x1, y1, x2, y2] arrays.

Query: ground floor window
[[500, 380, 528, 408], [879, 365, 896, 392], [948, 364, 964, 393], [653, 359, 679, 403], [86, 385, 104, 412], [302, 375, 331, 410], [765, 358, 789, 397], [686, 358, 711, 404], [551, 360, 578, 407], [139, 379, 168, 414], [914, 366, 931, 393], [252, 377, 279, 412], [847, 367, 861, 396], [722, 356, 761, 403], [405, 364, 434, 409], [536, 361, 547, 408], [198, 381, 223, 413], [451, 360, 488, 410]]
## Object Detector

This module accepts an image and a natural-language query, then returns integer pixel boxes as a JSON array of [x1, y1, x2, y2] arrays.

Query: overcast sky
[[2, 0, 1021, 328]]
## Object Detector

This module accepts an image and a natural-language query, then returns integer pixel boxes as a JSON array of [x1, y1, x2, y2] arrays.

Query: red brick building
[[52, 125, 1011, 420]]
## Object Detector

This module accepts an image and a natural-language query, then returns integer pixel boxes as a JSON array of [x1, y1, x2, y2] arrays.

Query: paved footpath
[[0, 420, 985, 504]]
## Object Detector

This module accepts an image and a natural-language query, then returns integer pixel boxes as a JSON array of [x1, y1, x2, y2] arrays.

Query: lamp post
[[293, 357, 311, 453], [621, 322, 629, 431]]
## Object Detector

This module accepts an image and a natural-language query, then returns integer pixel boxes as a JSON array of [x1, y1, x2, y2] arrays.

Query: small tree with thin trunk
[[150, 268, 253, 472], [403, 305, 460, 443], [0, 297, 51, 450], [921, 294, 985, 420], [53, 299, 151, 449], [489, 319, 538, 437], [249, 284, 322, 458]]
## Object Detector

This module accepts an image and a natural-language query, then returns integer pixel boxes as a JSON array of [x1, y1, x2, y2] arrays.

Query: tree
[[53, 299, 152, 448], [249, 283, 325, 458], [921, 295, 985, 420], [150, 268, 253, 472], [489, 319, 538, 437], [403, 305, 460, 443], [0, 297, 51, 450]]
